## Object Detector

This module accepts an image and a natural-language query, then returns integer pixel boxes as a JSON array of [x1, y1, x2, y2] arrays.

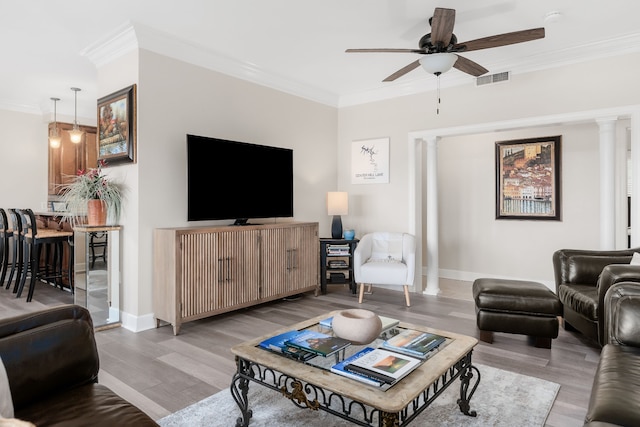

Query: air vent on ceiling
[[476, 71, 510, 86]]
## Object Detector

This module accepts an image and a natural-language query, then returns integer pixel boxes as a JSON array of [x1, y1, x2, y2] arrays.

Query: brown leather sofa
[[585, 281, 640, 426], [552, 248, 640, 346], [0, 305, 158, 426]]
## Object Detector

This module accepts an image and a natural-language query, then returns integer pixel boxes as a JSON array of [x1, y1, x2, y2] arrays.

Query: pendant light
[[49, 97, 62, 149], [69, 87, 84, 144]]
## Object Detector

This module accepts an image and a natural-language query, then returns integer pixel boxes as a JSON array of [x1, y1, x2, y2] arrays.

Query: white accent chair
[[353, 232, 416, 306]]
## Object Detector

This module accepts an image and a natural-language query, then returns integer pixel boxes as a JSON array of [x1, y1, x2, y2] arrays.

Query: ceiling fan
[[346, 7, 545, 81]]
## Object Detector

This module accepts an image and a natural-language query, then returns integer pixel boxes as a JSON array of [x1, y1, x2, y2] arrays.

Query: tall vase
[[87, 199, 107, 226]]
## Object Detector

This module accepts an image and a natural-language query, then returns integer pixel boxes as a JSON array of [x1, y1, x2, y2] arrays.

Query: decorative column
[[424, 136, 440, 295], [597, 117, 617, 250], [631, 109, 640, 247]]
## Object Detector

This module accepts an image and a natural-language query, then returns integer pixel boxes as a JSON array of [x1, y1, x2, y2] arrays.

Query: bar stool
[[0, 209, 9, 286], [15, 209, 73, 302], [5, 209, 24, 293]]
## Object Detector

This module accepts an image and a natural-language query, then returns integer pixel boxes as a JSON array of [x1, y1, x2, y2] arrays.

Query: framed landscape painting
[[495, 135, 561, 220], [97, 84, 136, 164]]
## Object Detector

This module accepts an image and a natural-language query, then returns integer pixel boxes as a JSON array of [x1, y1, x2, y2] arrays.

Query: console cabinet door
[[260, 223, 318, 299], [179, 229, 259, 319], [215, 229, 260, 309]]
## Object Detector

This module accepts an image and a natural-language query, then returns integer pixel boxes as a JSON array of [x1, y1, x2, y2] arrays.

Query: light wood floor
[[0, 278, 600, 427]]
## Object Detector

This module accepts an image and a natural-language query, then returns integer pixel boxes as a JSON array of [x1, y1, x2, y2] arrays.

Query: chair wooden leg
[[358, 283, 365, 303], [403, 285, 411, 307], [365, 284, 372, 294]]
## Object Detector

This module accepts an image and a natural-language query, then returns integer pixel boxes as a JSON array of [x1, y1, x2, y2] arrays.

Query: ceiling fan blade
[[453, 55, 489, 77], [454, 27, 545, 52], [430, 7, 456, 47], [383, 60, 421, 82], [346, 48, 425, 54]]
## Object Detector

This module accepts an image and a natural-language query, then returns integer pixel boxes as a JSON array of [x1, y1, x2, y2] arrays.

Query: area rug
[[158, 364, 559, 427]]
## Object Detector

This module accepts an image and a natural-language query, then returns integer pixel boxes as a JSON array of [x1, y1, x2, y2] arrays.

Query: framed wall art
[[351, 137, 390, 184], [97, 84, 137, 164], [495, 135, 561, 220]]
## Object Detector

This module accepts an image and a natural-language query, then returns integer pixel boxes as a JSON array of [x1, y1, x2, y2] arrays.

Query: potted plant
[[60, 159, 123, 226]]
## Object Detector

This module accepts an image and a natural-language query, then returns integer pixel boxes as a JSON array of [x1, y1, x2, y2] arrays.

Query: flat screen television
[[187, 134, 293, 224]]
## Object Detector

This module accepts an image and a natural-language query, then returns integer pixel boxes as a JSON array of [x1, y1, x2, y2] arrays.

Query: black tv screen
[[187, 134, 293, 224]]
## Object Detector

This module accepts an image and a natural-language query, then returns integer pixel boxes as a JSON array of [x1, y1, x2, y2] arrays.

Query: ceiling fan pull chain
[[436, 74, 441, 115]]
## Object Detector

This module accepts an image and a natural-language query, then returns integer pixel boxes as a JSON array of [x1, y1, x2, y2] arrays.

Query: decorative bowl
[[331, 309, 382, 345], [343, 229, 355, 240]]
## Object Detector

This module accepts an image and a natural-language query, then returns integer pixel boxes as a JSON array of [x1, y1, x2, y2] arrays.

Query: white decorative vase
[[331, 309, 382, 345]]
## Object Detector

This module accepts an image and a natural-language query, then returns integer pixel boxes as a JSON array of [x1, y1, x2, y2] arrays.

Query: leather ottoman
[[472, 278, 562, 348]]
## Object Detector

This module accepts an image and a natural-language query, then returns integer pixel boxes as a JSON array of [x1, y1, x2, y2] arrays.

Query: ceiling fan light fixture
[[419, 53, 457, 75]]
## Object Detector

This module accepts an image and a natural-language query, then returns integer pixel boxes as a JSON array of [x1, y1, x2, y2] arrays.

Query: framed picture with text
[[351, 137, 390, 184], [495, 135, 561, 220], [97, 84, 136, 164]]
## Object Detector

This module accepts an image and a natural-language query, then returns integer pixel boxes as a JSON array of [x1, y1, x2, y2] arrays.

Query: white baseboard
[[432, 268, 554, 291], [121, 311, 157, 333]]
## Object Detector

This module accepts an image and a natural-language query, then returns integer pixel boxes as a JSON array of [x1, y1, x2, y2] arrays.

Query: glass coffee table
[[230, 311, 480, 427]]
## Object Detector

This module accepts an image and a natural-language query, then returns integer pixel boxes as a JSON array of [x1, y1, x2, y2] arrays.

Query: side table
[[319, 238, 359, 294], [74, 225, 122, 330]]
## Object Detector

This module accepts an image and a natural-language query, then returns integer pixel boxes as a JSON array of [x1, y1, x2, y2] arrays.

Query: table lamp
[[327, 192, 348, 239]]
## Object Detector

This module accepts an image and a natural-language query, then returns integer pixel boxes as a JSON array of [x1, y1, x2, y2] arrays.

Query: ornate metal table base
[[230, 351, 480, 427]]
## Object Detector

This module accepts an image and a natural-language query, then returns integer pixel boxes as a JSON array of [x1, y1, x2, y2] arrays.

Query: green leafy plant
[[60, 159, 123, 224]]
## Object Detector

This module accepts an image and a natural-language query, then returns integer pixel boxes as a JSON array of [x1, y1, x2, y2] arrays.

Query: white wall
[[338, 53, 640, 287], [129, 50, 338, 327], [0, 110, 49, 209], [437, 123, 601, 284]]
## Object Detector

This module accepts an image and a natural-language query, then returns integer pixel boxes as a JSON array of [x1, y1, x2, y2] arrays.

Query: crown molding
[[77, 24, 640, 109], [80, 21, 138, 68]]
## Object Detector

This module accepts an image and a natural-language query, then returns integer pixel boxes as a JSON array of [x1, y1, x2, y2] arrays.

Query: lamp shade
[[49, 134, 62, 149], [327, 192, 348, 216], [419, 53, 458, 75], [69, 127, 83, 143]]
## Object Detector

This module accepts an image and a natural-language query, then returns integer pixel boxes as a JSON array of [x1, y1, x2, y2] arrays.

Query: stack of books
[[334, 347, 422, 387], [381, 329, 446, 359], [330, 328, 446, 387], [284, 330, 351, 357], [327, 244, 350, 255], [328, 260, 349, 269], [258, 330, 317, 361]]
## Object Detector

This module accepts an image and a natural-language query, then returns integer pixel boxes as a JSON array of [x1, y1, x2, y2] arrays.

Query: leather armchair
[[553, 247, 640, 346], [354, 232, 415, 306], [585, 281, 640, 426], [0, 305, 158, 426]]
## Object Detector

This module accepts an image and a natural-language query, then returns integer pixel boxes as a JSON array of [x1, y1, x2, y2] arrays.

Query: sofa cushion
[[472, 278, 562, 316], [567, 255, 632, 285], [558, 284, 598, 321], [371, 236, 403, 261], [0, 317, 98, 410], [611, 295, 640, 347], [0, 357, 13, 418], [585, 344, 640, 426], [15, 383, 157, 427], [631, 252, 640, 265]]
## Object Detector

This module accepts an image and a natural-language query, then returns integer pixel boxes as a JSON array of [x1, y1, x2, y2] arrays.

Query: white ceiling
[[2, 0, 640, 121]]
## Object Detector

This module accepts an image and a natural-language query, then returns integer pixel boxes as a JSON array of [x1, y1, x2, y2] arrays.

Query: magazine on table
[[381, 329, 446, 359], [345, 348, 422, 384], [285, 330, 351, 357], [257, 330, 316, 361], [330, 347, 385, 387]]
